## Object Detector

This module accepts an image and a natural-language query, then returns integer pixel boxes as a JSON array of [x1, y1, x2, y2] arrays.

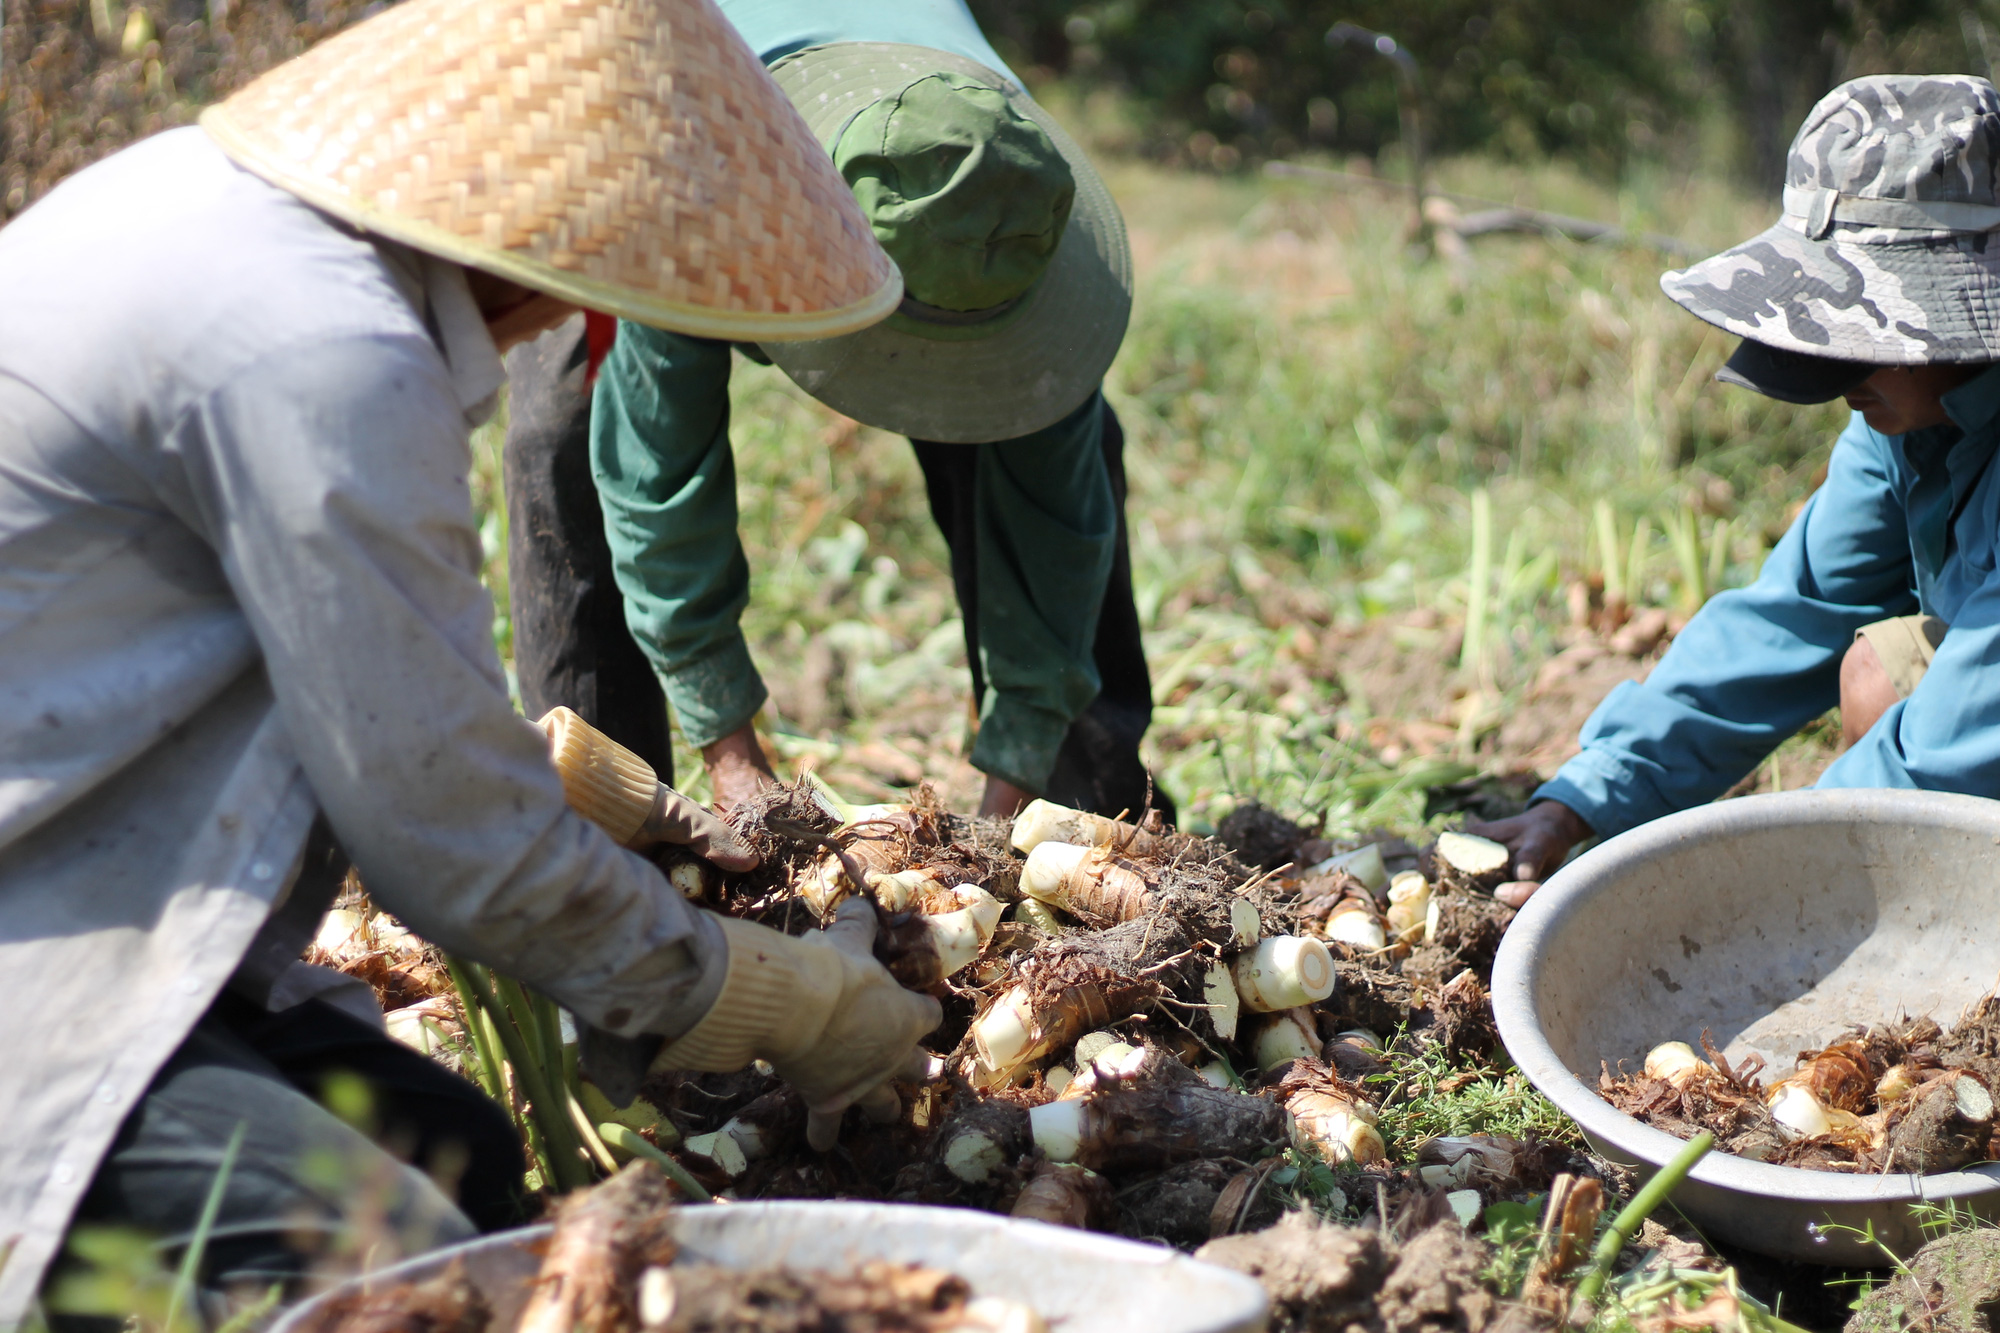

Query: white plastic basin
[[1493, 789, 2000, 1265]]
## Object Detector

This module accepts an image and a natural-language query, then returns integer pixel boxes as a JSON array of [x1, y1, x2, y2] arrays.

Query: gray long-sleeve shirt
[[0, 128, 723, 1320]]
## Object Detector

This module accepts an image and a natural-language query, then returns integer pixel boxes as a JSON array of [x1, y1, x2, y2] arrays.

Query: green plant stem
[[1625, 516, 1654, 609], [1460, 487, 1492, 675], [1706, 516, 1731, 598], [165, 1119, 246, 1333], [444, 957, 507, 1107], [568, 1091, 621, 1175], [598, 1123, 712, 1201], [1575, 1130, 1714, 1306], [1666, 506, 1703, 612], [468, 966, 595, 1193], [1595, 500, 1624, 602]]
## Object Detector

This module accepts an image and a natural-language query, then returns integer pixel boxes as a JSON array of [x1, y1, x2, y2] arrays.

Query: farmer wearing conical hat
[[501, 0, 1162, 827], [1473, 74, 2000, 897], [0, 0, 942, 1318]]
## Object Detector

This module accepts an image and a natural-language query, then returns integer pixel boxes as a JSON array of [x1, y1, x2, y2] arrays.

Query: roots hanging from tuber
[[1603, 1008, 2000, 1174]]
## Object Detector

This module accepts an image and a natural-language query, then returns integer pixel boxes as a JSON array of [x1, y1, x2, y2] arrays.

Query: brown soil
[[1217, 803, 1319, 871], [1196, 1212, 1554, 1333], [1846, 1227, 2000, 1333]]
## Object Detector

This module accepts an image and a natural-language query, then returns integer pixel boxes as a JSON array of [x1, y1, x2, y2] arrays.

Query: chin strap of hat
[[584, 311, 619, 387]]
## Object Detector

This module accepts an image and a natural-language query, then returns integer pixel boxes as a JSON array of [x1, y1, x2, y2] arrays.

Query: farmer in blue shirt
[[502, 0, 1168, 823], [1476, 74, 2000, 902]]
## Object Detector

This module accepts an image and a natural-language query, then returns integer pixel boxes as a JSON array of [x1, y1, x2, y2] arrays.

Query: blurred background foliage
[[968, 0, 1991, 182], [6, 0, 1998, 219]]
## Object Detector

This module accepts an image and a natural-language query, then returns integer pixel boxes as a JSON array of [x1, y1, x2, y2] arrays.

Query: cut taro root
[[1009, 799, 1164, 858], [1887, 1070, 1995, 1173], [1009, 1160, 1110, 1229], [1019, 842, 1155, 923], [517, 1161, 680, 1333], [1424, 830, 1512, 893]]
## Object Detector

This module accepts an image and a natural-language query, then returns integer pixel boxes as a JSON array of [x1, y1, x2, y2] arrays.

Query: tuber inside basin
[[1493, 789, 2000, 1266]]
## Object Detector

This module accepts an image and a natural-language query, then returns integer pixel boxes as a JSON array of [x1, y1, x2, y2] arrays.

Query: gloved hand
[[539, 707, 758, 871], [649, 900, 943, 1149]]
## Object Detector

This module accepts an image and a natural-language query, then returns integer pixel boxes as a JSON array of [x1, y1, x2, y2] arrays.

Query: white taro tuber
[[1877, 1063, 1921, 1105], [1229, 899, 1262, 948], [1019, 842, 1154, 922], [1231, 935, 1336, 1012], [799, 806, 928, 917], [1286, 1088, 1385, 1166], [1249, 1008, 1323, 1072], [1009, 1160, 1106, 1229], [1384, 872, 1431, 940], [1308, 843, 1387, 893], [1643, 1041, 1715, 1090], [1009, 799, 1163, 858], [1431, 831, 1512, 891], [1322, 901, 1387, 951], [1204, 961, 1242, 1043], [1767, 1084, 1833, 1139], [937, 1100, 1029, 1185], [876, 887, 1004, 989]]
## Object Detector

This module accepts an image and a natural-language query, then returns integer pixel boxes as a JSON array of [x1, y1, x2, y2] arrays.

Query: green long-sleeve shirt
[[587, 0, 1119, 793], [591, 328, 1115, 791]]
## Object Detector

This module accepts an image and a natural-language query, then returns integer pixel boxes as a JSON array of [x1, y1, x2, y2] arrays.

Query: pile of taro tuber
[[1601, 1001, 2000, 1174], [565, 788, 1564, 1245]]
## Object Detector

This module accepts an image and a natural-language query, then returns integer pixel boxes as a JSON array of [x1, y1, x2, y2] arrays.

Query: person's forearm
[[591, 323, 768, 748], [198, 335, 725, 1041], [966, 393, 1117, 792], [1542, 422, 1917, 838]]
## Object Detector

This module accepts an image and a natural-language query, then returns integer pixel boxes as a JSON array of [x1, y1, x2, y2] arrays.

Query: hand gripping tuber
[[537, 707, 758, 871], [648, 900, 943, 1149]]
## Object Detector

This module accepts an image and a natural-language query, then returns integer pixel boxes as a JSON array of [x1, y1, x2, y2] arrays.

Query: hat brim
[[1714, 337, 1876, 404], [757, 43, 1132, 443], [200, 110, 901, 344], [1661, 219, 2000, 365]]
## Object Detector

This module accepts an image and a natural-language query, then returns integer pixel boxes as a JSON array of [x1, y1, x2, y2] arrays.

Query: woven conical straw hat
[[199, 0, 901, 340]]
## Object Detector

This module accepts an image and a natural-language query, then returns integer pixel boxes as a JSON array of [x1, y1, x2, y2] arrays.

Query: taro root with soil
[[1600, 1004, 2000, 1174], [320, 774, 1562, 1281]]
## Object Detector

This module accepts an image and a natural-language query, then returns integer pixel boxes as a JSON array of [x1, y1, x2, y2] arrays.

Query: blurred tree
[[969, 0, 1987, 181]]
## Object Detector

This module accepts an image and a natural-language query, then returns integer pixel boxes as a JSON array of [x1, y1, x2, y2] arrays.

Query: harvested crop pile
[[322, 773, 1568, 1248], [299, 1162, 1038, 1333], [1600, 1004, 2000, 1173]]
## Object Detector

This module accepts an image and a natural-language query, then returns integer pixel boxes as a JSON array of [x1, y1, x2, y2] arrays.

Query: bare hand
[[977, 775, 1035, 818], [702, 724, 778, 816], [1464, 800, 1592, 909]]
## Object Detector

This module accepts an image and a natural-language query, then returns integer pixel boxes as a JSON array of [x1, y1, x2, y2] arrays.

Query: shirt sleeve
[[1536, 413, 1919, 838], [967, 391, 1117, 791], [1815, 570, 2000, 791], [589, 322, 767, 749], [179, 333, 724, 1041]]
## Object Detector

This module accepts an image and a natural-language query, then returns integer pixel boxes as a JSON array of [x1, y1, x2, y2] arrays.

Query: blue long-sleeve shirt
[[1538, 364, 2000, 838]]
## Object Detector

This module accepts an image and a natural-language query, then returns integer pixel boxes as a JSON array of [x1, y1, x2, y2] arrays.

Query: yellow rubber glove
[[650, 900, 943, 1149], [538, 706, 758, 871]]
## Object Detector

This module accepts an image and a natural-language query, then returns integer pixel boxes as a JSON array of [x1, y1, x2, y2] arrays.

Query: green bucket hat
[[758, 44, 1133, 444]]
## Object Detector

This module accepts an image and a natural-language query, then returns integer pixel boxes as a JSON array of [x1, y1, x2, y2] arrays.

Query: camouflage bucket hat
[[1663, 74, 2000, 365]]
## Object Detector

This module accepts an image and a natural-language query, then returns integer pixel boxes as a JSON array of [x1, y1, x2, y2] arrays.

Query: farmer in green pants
[[503, 0, 1169, 824]]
